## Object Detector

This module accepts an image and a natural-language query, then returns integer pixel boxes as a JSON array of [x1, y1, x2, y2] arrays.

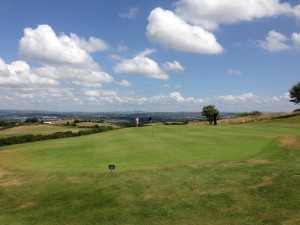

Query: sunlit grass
[[0, 116, 299, 224]]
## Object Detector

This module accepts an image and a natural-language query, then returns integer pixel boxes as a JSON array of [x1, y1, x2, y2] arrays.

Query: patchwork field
[[0, 114, 299, 224]]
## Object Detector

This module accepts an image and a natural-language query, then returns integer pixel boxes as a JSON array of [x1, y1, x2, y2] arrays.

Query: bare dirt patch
[[247, 159, 271, 164], [220, 162, 243, 167], [0, 167, 7, 178], [0, 167, 24, 187], [18, 201, 36, 209], [66, 176, 81, 183], [0, 178, 24, 187], [143, 193, 152, 201], [283, 216, 300, 225], [249, 176, 273, 189], [280, 136, 300, 149]]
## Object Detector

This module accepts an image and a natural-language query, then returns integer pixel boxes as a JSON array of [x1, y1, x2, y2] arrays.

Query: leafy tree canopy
[[201, 105, 220, 124], [289, 82, 300, 105], [24, 117, 39, 124]]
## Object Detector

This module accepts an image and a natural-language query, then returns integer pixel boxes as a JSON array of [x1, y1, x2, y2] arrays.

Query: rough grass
[[191, 112, 300, 126], [0, 115, 299, 225], [76, 122, 119, 128], [0, 124, 87, 138]]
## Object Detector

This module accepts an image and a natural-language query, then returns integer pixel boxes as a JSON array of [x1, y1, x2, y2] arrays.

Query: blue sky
[[0, 0, 299, 112]]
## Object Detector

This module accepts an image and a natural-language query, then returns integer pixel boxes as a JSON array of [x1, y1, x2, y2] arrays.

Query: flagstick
[[151, 120, 153, 138]]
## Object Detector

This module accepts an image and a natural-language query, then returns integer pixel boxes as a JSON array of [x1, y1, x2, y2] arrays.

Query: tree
[[289, 82, 300, 105], [24, 117, 39, 124], [201, 105, 220, 125]]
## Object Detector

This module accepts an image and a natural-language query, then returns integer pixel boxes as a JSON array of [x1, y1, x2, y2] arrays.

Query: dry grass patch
[[0, 124, 85, 138], [247, 159, 272, 164], [249, 176, 273, 189], [0, 167, 24, 187], [17, 202, 36, 209], [0, 167, 7, 178], [279, 135, 300, 149], [0, 178, 24, 187]]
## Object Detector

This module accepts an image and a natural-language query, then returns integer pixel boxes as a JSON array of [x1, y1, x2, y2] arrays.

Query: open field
[[0, 114, 299, 224], [75, 122, 120, 128], [0, 124, 87, 138]]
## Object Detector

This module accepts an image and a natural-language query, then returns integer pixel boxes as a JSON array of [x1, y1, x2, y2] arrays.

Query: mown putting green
[[0, 116, 299, 225]]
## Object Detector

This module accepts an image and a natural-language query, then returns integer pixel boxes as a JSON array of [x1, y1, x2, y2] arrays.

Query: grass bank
[[0, 116, 299, 224], [0, 124, 87, 139]]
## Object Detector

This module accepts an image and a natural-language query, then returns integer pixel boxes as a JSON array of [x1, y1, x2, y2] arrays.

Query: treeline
[[0, 120, 17, 127], [0, 126, 113, 147]]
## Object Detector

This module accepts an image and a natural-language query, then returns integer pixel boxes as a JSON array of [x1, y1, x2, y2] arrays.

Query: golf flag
[[147, 116, 153, 138]]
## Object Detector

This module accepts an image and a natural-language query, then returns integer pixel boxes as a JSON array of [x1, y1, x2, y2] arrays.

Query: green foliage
[[289, 82, 300, 104], [24, 117, 39, 124], [201, 105, 220, 124], [0, 120, 16, 127]]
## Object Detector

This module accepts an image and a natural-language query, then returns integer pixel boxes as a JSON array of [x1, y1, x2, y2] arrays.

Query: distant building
[[43, 121, 52, 124]]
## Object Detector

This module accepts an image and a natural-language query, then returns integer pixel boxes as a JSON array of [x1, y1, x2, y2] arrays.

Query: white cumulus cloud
[[17, 24, 113, 88], [146, 7, 223, 54], [116, 80, 132, 87], [174, 0, 298, 30], [119, 7, 139, 19], [70, 33, 109, 53], [292, 32, 300, 48], [163, 60, 185, 72], [216, 92, 294, 112], [257, 30, 290, 52], [227, 69, 242, 75], [19, 24, 108, 65], [33, 64, 113, 87], [84, 89, 118, 97], [161, 84, 182, 89], [219, 93, 257, 103], [0, 58, 59, 87], [114, 48, 169, 80]]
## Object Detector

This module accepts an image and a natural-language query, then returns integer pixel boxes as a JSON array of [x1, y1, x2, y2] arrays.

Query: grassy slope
[[0, 115, 299, 225], [0, 124, 87, 138]]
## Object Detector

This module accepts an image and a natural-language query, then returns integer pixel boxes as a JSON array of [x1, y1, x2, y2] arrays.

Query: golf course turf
[[0, 115, 299, 224]]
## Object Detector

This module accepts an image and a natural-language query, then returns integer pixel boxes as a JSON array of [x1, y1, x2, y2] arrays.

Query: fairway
[[0, 119, 299, 224]]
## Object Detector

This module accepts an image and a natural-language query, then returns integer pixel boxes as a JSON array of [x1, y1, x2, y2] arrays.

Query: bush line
[[0, 126, 113, 147]]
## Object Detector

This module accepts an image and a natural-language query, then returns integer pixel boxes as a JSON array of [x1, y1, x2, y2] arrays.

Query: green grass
[[0, 116, 299, 225]]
